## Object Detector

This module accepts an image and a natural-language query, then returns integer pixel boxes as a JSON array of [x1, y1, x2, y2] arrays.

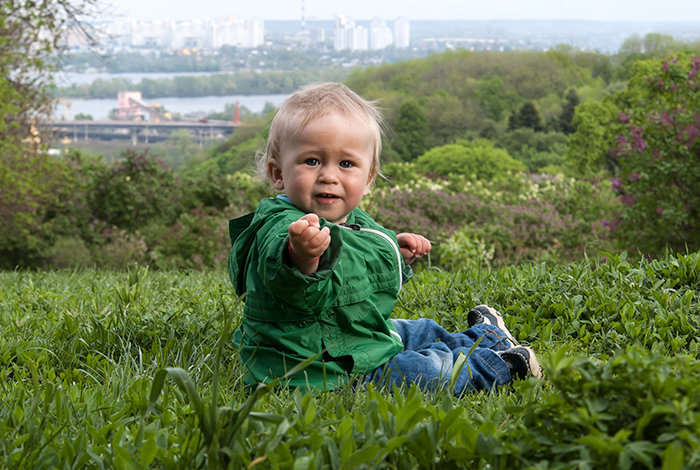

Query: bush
[[0, 152, 77, 268], [47, 236, 93, 268], [153, 207, 231, 270], [436, 231, 494, 271], [365, 173, 618, 266], [612, 54, 700, 255], [89, 150, 179, 230], [414, 139, 524, 180], [92, 228, 151, 269]]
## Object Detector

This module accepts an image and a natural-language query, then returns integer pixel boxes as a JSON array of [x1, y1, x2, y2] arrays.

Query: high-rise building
[[350, 25, 368, 51], [130, 20, 173, 48], [246, 19, 265, 47], [370, 18, 393, 50], [333, 14, 352, 50], [334, 14, 372, 51], [171, 20, 208, 49], [212, 18, 247, 48], [393, 17, 410, 48]]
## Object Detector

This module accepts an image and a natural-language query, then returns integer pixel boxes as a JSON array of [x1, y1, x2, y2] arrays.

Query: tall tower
[[300, 0, 306, 31]]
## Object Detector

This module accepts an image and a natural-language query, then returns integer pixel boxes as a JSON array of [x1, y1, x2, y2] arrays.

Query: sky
[[104, 0, 700, 23]]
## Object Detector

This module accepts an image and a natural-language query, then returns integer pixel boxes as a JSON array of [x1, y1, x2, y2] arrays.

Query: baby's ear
[[362, 174, 375, 196], [268, 159, 285, 190]]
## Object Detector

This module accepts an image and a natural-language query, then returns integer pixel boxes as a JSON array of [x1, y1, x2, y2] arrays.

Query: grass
[[1, 251, 698, 468]]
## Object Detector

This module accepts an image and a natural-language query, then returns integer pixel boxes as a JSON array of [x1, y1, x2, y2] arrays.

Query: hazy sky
[[104, 0, 700, 22]]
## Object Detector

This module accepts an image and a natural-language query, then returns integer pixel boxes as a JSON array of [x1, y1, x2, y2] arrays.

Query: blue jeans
[[365, 318, 513, 396]]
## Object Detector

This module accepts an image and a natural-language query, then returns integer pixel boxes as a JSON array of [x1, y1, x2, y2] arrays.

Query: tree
[[474, 76, 521, 122], [566, 99, 620, 175], [1, 1, 97, 144], [0, 0, 98, 267], [392, 99, 429, 162], [508, 101, 544, 132], [557, 89, 580, 135]]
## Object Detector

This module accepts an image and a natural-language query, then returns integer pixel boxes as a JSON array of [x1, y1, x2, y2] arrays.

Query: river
[[53, 71, 289, 120]]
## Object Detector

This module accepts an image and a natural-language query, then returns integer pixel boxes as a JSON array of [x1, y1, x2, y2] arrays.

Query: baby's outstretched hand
[[288, 213, 330, 272], [397, 233, 432, 265]]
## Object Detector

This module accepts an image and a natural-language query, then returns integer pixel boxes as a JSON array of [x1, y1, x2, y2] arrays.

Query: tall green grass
[[1, 251, 698, 468]]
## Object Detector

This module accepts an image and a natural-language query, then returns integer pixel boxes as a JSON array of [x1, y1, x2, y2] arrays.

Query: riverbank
[[54, 93, 289, 120]]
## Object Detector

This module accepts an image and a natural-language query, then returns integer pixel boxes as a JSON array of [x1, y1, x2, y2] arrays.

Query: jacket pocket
[[334, 255, 398, 306]]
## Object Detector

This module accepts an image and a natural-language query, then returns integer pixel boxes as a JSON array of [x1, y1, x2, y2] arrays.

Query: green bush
[[436, 231, 495, 270], [414, 139, 524, 180], [47, 236, 93, 268], [0, 152, 76, 268], [92, 228, 152, 269], [153, 207, 230, 270], [89, 150, 179, 230]]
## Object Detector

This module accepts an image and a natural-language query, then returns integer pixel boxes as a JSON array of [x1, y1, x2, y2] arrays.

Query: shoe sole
[[519, 346, 542, 379], [468, 305, 518, 346]]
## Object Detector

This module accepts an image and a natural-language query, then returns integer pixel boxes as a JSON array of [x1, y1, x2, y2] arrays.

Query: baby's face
[[269, 111, 375, 224]]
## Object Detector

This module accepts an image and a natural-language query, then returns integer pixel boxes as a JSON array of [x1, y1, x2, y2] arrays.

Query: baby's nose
[[319, 166, 340, 182]]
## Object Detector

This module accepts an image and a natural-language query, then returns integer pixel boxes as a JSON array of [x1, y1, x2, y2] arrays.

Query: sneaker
[[498, 346, 542, 380], [467, 305, 517, 347]]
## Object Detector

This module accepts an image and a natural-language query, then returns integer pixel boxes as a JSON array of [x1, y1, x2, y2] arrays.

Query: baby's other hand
[[288, 213, 331, 264], [397, 233, 432, 265]]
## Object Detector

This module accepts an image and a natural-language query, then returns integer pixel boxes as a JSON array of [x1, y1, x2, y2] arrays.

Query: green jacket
[[228, 196, 412, 390]]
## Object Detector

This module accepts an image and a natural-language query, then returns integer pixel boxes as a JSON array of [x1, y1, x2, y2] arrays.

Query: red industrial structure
[[117, 91, 171, 122]]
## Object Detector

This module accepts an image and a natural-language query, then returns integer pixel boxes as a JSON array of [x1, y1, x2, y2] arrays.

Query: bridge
[[50, 119, 240, 146]]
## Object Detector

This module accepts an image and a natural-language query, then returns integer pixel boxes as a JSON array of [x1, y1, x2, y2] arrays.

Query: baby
[[228, 82, 540, 395]]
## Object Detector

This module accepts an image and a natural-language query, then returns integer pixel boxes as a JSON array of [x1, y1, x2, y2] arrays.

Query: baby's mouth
[[316, 193, 340, 203]]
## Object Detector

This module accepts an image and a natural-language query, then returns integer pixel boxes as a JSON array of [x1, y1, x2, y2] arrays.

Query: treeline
[[56, 67, 351, 99], [61, 46, 426, 75]]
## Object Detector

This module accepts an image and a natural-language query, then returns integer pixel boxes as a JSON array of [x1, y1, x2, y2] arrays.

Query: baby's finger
[[307, 226, 331, 250], [417, 236, 432, 255], [288, 218, 310, 237], [300, 213, 321, 229]]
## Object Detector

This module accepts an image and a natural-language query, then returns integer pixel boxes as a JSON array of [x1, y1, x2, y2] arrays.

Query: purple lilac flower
[[619, 112, 629, 124], [656, 208, 664, 216], [611, 178, 622, 191], [658, 110, 674, 127], [620, 194, 637, 207], [628, 172, 640, 182], [689, 56, 700, 82], [630, 125, 647, 152]]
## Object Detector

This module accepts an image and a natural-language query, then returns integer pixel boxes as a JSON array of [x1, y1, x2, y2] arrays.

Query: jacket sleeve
[[256, 221, 344, 313]]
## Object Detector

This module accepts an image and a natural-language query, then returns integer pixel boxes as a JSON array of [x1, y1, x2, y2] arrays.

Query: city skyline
[[104, 0, 700, 22]]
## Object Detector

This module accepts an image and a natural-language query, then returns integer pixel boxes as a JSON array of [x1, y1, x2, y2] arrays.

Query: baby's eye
[[339, 160, 353, 168], [304, 158, 320, 166]]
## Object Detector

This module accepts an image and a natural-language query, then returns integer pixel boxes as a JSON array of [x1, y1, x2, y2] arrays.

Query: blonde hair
[[257, 82, 384, 184]]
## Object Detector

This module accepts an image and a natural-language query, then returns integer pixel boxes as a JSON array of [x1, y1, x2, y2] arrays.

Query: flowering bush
[[612, 54, 700, 255], [436, 231, 494, 271], [92, 228, 152, 269], [365, 172, 618, 267]]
